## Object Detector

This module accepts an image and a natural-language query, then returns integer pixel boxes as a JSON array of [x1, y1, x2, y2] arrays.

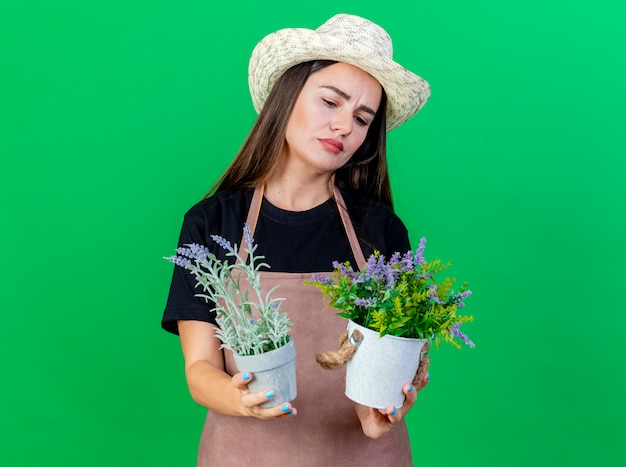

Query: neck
[[264, 171, 334, 211]]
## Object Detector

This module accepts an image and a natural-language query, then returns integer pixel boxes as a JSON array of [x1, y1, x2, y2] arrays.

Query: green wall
[[1, 1, 624, 465]]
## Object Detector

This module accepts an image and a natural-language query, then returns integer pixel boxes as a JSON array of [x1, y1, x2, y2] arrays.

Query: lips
[[319, 138, 344, 154]]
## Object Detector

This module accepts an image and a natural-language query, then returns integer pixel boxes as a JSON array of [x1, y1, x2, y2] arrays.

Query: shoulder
[[341, 189, 406, 229], [177, 188, 254, 249], [184, 187, 254, 221]]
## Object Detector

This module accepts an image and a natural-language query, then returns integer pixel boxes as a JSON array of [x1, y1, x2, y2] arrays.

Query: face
[[282, 62, 383, 177]]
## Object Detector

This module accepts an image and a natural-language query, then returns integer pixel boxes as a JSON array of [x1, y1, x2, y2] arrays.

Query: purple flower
[[452, 289, 472, 308], [311, 274, 333, 285], [415, 237, 426, 266], [175, 246, 193, 258], [243, 224, 254, 248], [389, 252, 401, 267], [211, 235, 235, 254], [365, 254, 387, 282], [164, 255, 192, 268], [383, 263, 396, 288], [354, 298, 375, 308], [187, 243, 210, 259], [427, 284, 445, 305], [452, 324, 475, 348], [170, 243, 210, 261], [457, 290, 472, 300], [401, 250, 414, 271], [333, 261, 356, 278]]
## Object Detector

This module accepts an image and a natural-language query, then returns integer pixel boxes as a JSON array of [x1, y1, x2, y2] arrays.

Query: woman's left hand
[[355, 371, 429, 439]]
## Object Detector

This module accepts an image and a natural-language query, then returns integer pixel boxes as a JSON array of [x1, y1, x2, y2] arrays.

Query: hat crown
[[316, 14, 393, 59]]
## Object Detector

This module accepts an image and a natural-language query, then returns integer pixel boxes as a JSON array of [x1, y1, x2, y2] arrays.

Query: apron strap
[[238, 186, 265, 265], [245, 185, 264, 239], [239, 185, 367, 271], [332, 186, 367, 271]]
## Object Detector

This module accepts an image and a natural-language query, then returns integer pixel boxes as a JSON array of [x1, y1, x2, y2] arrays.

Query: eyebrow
[[321, 86, 378, 117]]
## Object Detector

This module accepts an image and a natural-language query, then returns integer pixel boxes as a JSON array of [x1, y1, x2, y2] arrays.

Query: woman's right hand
[[232, 371, 297, 418], [178, 320, 296, 418]]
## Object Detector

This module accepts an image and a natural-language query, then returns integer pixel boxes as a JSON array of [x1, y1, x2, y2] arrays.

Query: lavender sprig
[[210, 234, 234, 254], [165, 225, 291, 356], [451, 324, 475, 348]]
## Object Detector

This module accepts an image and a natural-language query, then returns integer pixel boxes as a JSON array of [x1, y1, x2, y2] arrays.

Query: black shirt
[[162, 187, 411, 334]]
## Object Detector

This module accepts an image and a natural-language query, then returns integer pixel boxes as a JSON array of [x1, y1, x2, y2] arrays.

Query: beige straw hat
[[248, 14, 430, 131]]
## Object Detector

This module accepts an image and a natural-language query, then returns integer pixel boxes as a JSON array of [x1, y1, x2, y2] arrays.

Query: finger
[[404, 383, 418, 404], [277, 403, 297, 418], [249, 399, 297, 419], [386, 405, 402, 423], [282, 406, 297, 418], [266, 401, 296, 418], [232, 372, 253, 391], [241, 388, 277, 409]]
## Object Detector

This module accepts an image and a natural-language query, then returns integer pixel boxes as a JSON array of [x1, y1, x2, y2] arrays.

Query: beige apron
[[197, 186, 413, 466]]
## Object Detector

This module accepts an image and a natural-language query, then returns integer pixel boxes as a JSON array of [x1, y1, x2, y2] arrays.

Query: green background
[[2, 0, 624, 465]]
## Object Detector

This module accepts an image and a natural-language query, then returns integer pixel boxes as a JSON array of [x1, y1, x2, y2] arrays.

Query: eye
[[355, 115, 369, 126], [322, 98, 336, 107]]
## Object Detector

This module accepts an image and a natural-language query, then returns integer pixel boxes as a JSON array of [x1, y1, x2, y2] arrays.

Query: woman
[[163, 14, 431, 466]]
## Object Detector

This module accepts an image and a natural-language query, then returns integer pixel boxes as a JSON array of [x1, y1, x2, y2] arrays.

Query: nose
[[330, 110, 352, 135]]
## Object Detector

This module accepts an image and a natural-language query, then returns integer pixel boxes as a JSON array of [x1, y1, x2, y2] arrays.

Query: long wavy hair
[[208, 60, 393, 208]]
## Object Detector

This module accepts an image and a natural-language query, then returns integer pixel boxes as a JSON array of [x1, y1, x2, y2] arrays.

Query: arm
[[178, 320, 297, 418]]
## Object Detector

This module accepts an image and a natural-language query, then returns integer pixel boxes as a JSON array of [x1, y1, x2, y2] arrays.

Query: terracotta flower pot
[[233, 338, 297, 408], [345, 321, 427, 409]]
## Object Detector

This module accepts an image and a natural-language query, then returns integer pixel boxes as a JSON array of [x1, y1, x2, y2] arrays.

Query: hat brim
[[248, 27, 430, 131]]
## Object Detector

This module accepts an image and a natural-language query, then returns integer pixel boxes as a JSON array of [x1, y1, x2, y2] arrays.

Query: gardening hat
[[248, 14, 431, 131]]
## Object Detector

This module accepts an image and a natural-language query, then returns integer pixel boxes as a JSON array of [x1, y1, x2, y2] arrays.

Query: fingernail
[[280, 404, 290, 413], [391, 408, 397, 416], [242, 372, 250, 381], [408, 385, 414, 393], [427, 374, 431, 381], [288, 411, 294, 416], [265, 390, 275, 399]]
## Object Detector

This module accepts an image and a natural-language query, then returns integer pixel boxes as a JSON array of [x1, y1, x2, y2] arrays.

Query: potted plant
[[308, 237, 474, 408], [165, 225, 296, 408]]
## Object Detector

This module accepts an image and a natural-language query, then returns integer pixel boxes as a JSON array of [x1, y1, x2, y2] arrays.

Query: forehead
[[305, 62, 382, 106]]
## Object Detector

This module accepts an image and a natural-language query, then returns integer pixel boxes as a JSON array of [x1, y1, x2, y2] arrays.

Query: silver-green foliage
[[166, 225, 291, 356]]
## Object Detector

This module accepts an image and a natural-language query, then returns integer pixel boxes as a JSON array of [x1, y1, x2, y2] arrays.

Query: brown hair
[[208, 60, 393, 208]]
